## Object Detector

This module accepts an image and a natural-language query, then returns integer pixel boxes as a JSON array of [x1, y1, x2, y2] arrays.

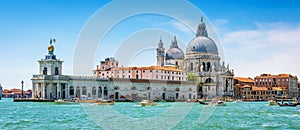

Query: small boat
[[268, 100, 276, 106], [54, 99, 79, 104], [277, 102, 297, 107], [199, 100, 209, 105], [233, 99, 244, 103], [94, 100, 114, 105], [210, 100, 226, 106], [140, 100, 157, 106]]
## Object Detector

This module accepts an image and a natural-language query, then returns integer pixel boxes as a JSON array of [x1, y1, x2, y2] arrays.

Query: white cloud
[[221, 22, 300, 78]]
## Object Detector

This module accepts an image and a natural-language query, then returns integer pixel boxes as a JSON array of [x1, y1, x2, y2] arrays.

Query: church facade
[[156, 17, 234, 98]]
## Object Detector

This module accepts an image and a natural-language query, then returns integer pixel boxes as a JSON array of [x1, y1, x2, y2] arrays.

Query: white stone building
[[31, 41, 197, 101]]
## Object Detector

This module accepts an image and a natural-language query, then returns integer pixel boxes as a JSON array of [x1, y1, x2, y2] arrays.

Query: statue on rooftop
[[48, 38, 56, 55]]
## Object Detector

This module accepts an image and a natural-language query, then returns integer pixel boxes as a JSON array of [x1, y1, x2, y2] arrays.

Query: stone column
[[96, 86, 99, 99], [58, 83, 61, 99], [65, 84, 69, 99], [56, 83, 59, 99], [80, 86, 82, 99], [74, 86, 76, 98], [102, 85, 104, 99], [42, 82, 45, 99], [32, 82, 35, 98]]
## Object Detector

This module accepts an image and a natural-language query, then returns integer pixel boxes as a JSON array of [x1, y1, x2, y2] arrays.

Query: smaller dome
[[166, 48, 184, 60]]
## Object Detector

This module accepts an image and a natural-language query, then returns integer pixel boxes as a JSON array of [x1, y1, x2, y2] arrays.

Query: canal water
[[0, 98, 299, 129]]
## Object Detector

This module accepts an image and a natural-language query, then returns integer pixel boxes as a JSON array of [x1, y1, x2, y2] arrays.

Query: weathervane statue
[[48, 38, 56, 55]]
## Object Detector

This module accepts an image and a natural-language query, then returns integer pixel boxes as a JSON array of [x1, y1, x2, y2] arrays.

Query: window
[[207, 62, 211, 72], [43, 67, 47, 75], [55, 67, 59, 75], [143, 70, 145, 73], [150, 70, 152, 72]]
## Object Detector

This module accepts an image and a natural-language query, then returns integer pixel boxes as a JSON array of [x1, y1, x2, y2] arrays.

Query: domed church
[[156, 17, 234, 98]]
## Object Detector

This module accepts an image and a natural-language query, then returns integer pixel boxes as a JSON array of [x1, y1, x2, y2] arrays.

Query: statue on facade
[[48, 38, 56, 55]]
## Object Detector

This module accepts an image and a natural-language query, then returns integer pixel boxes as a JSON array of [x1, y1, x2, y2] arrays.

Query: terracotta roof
[[234, 77, 254, 83], [255, 73, 296, 78], [110, 78, 196, 85], [240, 85, 251, 88], [272, 87, 283, 91], [252, 86, 268, 91], [98, 66, 183, 72]]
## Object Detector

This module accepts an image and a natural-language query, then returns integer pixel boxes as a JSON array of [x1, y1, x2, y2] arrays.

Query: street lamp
[[21, 80, 24, 98]]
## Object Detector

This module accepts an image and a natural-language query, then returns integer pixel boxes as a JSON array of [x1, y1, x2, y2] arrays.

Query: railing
[[32, 75, 110, 81]]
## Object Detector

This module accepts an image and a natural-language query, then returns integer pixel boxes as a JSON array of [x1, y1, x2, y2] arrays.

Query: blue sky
[[1, 0, 300, 89]]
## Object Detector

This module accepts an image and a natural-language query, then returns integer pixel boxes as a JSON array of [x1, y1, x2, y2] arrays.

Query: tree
[[187, 73, 197, 81]]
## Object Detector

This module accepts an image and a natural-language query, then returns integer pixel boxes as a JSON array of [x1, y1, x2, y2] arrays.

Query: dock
[[13, 98, 54, 102]]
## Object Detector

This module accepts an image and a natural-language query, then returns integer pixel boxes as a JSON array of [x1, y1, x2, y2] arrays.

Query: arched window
[[136, 74, 139, 79], [92, 86, 96, 95], [43, 67, 47, 75], [55, 67, 59, 75], [190, 62, 193, 71], [202, 62, 206, 71], [76, 86, 80, 98], [207, 62, 211, 72], [69, 86, 74, 96], [205, 78, 213, 83], [98, 86, 102, 98], [82, 86, 87, 96], [104, 87, 108, 96]]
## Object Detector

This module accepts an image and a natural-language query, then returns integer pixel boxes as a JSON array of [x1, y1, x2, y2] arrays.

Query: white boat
[[210, 100, 226, 106], [140, 100, 157, 106], [94, 100, 114, 105], [54, 99, 79, 104], [234, 99, 244, 103]]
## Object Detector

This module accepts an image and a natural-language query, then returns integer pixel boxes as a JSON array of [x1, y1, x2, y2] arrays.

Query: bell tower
[[156, 38, 165, 66], [38, 38, 63, 76]]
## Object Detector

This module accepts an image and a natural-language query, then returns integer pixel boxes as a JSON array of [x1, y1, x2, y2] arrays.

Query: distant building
[[255, 74, 298, 98], [238, 86, 287, 101], [2, 88, 31, 98], [94, 58, 187, 81], [234, 74, 298, 100], [0, 84, 2, 100], [234, 77, 254, 98]]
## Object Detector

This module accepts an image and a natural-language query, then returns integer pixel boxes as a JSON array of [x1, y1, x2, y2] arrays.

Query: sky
[[1, 0, 300, 90]]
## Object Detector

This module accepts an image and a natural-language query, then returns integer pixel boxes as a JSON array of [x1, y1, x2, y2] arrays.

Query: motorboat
[[210, 100, 226, 106], [233, 99, 244, 103], [140, 100, 157, 106], [199, 100, 209, 105], [277, 98, 298, 107], [277, 102, 297, 107], [54, 98, 79, 104], [94, 100, 114, 105]]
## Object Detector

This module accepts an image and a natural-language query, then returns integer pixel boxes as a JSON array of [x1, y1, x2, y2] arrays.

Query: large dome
[[187, 36, 218, 54], [166, 48, 184, 60]]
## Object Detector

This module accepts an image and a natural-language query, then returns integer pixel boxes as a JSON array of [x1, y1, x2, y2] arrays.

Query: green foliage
[[187, 73, 197, 81], [197, 82, 203, 92]]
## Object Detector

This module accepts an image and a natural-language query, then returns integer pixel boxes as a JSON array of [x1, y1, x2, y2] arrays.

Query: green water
[[0, 98, 300, 129]]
